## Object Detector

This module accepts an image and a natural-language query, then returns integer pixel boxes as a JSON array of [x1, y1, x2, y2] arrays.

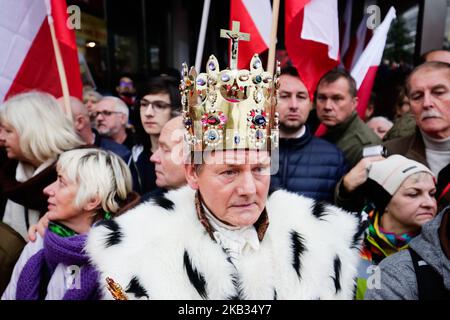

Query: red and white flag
[[285, 0, 340, 100], [0, 0, 82, 102], [351, 6, 396, 119], [343, 0, 376, 70], [230, 0, 272, 69]]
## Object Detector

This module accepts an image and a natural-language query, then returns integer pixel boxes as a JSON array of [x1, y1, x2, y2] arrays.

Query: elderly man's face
[[94, 99, 126, 138], [185, 150, 271, 227], [408, 67, 450, 139]]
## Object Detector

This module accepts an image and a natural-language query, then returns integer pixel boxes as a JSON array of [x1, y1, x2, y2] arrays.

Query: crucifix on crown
[[220, 21, 250, 70]]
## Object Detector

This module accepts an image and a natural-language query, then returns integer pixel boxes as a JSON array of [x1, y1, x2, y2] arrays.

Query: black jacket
[[271, 126, 348, 203]]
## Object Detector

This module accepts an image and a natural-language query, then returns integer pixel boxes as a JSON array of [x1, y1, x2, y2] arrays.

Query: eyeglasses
[[91, 110, 122, 118], [139, 99, 171, 112]]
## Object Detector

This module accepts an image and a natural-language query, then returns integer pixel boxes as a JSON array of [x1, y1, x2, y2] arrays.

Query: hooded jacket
[[365, 207, 450, 300]]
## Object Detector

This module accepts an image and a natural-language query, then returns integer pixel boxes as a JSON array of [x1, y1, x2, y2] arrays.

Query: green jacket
[[383, 112, 416, 142], [323, 112, 381, 167]]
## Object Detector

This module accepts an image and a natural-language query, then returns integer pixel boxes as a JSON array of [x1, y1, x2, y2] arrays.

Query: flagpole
[[45, 0, 72, 119], [267, 0, 280, 74], [195, 0, 211, 72]]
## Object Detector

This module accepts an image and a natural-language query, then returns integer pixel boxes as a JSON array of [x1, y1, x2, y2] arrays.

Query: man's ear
[[83, 196, 102, 212], [352, 96, 359, 111], [120, 113, 128, 126], [74, 115, 85, 131], [185, 164, 199, 190]]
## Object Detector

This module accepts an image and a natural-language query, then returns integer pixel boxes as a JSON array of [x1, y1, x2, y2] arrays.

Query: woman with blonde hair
[[2, 148, 136, 300], [0, 91, 84, 239]]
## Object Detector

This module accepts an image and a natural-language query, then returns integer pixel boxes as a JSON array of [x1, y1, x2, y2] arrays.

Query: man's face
[[278, 74, 311, 136], [185, 150, 271, 227], [94, 100, 126, 138], [150, 119, 186, 189], [408, 67, 450, 139], [140, 93, 172, 136], [316, 77, 358, 127]]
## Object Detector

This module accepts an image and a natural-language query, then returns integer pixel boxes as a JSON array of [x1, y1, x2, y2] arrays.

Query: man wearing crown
[[86, 22, 363, 300]]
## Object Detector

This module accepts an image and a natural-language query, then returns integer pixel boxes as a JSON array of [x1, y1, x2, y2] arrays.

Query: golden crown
[[180, 21, 280, 154]]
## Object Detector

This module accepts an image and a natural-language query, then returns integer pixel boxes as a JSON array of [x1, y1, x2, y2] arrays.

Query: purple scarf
[[15, 230, 99, 300]]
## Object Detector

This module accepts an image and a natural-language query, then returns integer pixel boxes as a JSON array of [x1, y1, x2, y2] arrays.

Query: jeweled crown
[[180, 21, 280, 154]]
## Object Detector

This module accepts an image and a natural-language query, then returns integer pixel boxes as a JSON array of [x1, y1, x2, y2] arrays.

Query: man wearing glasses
[[93, 96, 134, 150], [128, 76, 181, 194]]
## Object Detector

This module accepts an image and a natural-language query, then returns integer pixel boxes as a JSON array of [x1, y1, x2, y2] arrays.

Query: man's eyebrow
[[431, 84, 448, 90]]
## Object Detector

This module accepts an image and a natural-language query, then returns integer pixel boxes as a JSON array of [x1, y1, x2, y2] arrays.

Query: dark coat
[[270, 126, 348, 203], [93, 129, 131, 163], [128, 145, 157, 195], [383, 127, 427, 166], [0, 159, 56, 220]]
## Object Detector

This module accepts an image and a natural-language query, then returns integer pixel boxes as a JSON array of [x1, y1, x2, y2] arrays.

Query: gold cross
[[220, 21, 250, 69]]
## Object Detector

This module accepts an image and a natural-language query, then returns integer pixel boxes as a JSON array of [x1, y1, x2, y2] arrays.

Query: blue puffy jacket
[[270, 126, 348, 203]]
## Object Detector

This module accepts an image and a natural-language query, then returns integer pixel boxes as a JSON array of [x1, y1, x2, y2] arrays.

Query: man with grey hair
[[384, 61, 450, 176], [93, 96, 134, 149]]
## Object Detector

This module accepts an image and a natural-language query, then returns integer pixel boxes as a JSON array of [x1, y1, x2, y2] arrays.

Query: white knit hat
[[368, 155, 434, 196]]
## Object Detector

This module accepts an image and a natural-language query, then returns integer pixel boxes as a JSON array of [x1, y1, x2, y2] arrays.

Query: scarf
[[361, 208, 417, 264], [15, 228, 99, 300]]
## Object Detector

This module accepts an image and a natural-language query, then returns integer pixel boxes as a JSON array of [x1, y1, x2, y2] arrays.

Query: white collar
[[202, 203, 260, 264], [16, 158, 55, 182]]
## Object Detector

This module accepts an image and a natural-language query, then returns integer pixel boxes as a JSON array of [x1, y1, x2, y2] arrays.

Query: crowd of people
[[0, 46, 449, 300]]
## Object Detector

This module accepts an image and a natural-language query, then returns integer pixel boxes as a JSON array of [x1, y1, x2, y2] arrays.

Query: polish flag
[[343, 0, 376, 70], [0, 0, 82, 102], [285, 0, 340, 100], [230, 0, 272, 69], [351, 7, 396, 119]]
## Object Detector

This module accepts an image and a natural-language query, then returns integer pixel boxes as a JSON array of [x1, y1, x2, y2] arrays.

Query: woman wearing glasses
[[128, 76, 181, 195]]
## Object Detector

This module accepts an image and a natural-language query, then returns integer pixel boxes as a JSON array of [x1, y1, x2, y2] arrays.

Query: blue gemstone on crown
[[207, 130, 218, 141], [253, 75, 262, 84], [253, 114, 266, 126]]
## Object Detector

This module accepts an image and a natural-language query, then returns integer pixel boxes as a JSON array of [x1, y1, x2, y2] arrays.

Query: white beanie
[[368, 155, 434, 196]]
